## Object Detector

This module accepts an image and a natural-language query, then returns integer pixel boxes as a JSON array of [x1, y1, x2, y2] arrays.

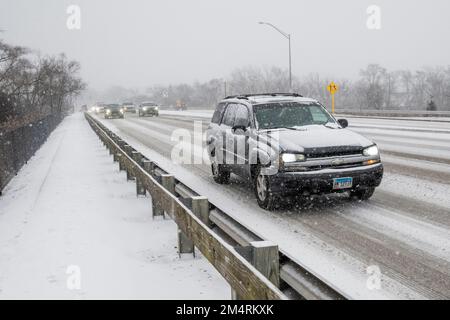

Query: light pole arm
[[259, 22, 290, 39], [258, 21, 293, 92]]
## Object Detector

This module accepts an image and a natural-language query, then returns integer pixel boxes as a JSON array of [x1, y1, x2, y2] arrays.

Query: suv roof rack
[[224, 93, 303, 100]]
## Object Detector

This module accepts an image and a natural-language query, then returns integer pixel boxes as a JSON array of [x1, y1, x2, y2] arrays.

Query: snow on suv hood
[[263, 125, 374, 153]]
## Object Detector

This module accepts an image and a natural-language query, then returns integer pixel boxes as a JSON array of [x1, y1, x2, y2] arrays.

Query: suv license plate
[[333, 177, 353, 190]]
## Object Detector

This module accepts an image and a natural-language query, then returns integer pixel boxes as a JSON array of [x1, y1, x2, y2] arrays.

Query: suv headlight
[[143, 107, 147, 111], [106, 109, 111, 114], [281, 153, 305, 163], [363, 145, 379, 157]]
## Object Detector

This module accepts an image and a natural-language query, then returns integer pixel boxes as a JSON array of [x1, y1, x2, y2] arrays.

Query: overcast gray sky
[[1, 0, 449, 90]]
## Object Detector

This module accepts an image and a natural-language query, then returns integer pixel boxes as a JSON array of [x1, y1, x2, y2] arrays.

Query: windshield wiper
[[321, 122, 338, 129], [262, 126, 304, 131]]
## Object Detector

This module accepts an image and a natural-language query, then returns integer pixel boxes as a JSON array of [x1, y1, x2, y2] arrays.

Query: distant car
[[121, 102, 136, 113], [104, 104, 124, 119], [138, 102, 159, 117], [206, 93, 383, 210], [94, 105, 105, 114], [175, 100, 187, 111]]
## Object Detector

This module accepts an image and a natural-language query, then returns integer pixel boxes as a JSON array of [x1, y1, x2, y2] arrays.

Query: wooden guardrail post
[[118, 153, 125, 171], [123, 145, 135, 181], [160, 174, 175, 220], [161, 174, 175, 194], [117, 139, 125, 149], [132, 151, 146, 196], [178, 229, 195, 257], [250, 241, 280, 288], [178, 196, 209, 257], [142, 160, 164, 218], [232, 241, 280, 300], [115, 139, 125, 163], [150, 173, 167, 219], [160, 174, 194, 255], [191, 196, 211, 227], [142, 159, 153, 175]]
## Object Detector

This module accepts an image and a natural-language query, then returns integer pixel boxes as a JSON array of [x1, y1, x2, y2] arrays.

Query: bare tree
[[0, 40, 85, 126]]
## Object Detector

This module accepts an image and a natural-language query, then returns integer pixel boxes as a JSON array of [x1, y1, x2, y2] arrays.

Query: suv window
[[211, 103, 226, 124], [254, 102, 335, 129], [222, 104, 236, 126], [310, 105, 329, 123], [234, 104, 250, 126]]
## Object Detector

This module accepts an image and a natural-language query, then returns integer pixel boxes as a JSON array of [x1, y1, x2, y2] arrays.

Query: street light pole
[[288, 34, 292, 92], [259, 21, 292, 92]]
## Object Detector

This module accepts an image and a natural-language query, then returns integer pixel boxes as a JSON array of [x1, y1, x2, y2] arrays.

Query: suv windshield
[[143, 103, 157, 107], [254, 102, 335, 130]]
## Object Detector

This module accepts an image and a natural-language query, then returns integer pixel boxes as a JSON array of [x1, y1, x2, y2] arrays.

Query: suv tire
[[350, 187, 375, 200], [254, 166, 278, 210]]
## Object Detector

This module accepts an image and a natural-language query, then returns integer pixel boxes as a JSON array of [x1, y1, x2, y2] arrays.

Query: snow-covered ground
[[0, 113, 229, 299]]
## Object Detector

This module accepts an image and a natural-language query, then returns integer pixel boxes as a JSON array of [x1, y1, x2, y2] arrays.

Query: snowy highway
[[93, 110, 450, 299]]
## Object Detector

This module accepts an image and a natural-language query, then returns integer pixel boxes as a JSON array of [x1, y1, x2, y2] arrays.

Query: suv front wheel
[[254, 166, 278, 210], [350, 187, 375, 200]]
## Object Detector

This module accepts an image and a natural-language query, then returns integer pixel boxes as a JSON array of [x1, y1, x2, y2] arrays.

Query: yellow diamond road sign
[[327, 82, 339, 94]]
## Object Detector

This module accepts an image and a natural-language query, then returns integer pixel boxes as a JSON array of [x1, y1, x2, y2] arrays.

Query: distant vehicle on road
[[104, 104, 124, 119], [175, 100, 187, 111], [206, 93, 383, 210], [121, 102, 136, 113], [138, 102, 159, 117], [93, 103, 106, 114]]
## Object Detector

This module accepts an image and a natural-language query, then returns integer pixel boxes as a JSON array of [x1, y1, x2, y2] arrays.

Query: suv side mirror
[[232, 117, 249, 132], [338, 119, 348, 128]]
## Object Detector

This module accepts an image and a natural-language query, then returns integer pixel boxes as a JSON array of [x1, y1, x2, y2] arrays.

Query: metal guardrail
[[85, 112, 346, 300], [336, 109, 450, 117]]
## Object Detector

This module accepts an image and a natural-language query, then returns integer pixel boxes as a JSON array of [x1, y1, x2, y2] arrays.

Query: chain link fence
[[0, 114, 60, 195]]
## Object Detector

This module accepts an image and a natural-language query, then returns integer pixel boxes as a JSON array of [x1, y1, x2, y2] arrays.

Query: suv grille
[[304, 146, 363, 159]]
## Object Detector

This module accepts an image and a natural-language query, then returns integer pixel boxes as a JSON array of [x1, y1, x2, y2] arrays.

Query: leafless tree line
[[0, 39, 85, 129], [125, 64, 449, 111]]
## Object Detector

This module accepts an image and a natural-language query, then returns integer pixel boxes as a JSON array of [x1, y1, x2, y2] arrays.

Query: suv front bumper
[[105, 112, 124, 119], [267, 163, 383, 195], [140, 109, 159, 116]]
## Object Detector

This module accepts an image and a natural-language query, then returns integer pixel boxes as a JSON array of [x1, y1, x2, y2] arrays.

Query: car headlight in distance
[[363, 145, 379, 157], [120, 108, 124, 113], [106, 109, 111, 114], [143, 107, 147, 111], [281, 153, 305, 163]]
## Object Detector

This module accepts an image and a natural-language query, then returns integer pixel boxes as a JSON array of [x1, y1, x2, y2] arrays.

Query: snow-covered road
[[0, 113, 229, 299], [92, 110, 450, 299]]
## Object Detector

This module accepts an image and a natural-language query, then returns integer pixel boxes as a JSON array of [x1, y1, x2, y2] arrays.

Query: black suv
[[206, 93, 383, 210]]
